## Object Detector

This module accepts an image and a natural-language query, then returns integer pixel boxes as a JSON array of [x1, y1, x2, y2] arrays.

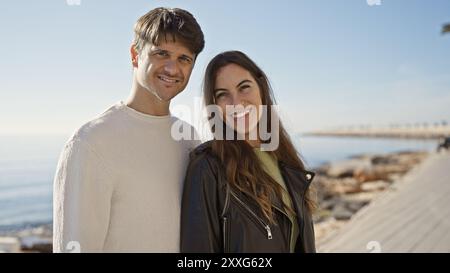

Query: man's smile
[[157, 74, 181, 84]]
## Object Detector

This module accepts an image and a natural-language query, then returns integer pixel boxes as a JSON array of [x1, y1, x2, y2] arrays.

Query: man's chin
[[153, 90, 181, 102]]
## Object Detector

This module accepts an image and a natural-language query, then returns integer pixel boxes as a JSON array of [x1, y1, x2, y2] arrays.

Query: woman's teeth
[[232, 109, 251, 118]]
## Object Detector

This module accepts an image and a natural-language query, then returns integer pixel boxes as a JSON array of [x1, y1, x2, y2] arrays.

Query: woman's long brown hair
[[203, 51, 316, 224]]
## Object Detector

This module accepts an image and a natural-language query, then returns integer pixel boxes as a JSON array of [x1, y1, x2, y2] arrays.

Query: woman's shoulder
[[188, 140, 221, 173], [185, 141, 227, 191], [191, 140, 214, 155], [190, 140, 221, 164]]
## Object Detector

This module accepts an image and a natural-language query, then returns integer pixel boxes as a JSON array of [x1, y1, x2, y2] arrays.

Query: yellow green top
[[253, 148, 299, 253]]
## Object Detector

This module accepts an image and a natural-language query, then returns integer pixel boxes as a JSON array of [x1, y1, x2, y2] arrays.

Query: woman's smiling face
[[213, 63, 263, 137]]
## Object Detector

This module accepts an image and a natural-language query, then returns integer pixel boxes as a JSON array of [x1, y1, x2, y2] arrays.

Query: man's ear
[[130, 45, 138, 68]]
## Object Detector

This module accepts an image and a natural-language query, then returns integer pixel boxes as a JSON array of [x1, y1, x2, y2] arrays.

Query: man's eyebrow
[[236, 79, 252, 88], [149, 48, 167, 54], [150, 48, 194, 60]]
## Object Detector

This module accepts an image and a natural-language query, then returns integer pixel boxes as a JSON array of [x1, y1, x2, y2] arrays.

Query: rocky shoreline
[[311, 150, 429, 242], [0, 150, 429, 252], [0, 223, 52, 253]]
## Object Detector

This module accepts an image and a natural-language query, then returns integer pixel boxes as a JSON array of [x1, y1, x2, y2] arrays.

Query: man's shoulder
[[68, 103, 125, 146]]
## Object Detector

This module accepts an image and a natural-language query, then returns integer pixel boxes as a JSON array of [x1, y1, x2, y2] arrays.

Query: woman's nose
[[231, 93, 244, 106]]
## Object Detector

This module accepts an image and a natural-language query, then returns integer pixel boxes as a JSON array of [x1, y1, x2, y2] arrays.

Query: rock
[[395, 151, 420, 156], [327, 159, 371, 178], [374, 164, 409, 175], [312, 209, 333, 223], [346, 200, 369, 213], [329, 178, 362, 194], [360, 180, 390, 192], [331, 203, 353, 220], [315, 176, 363, 198], [0, 237, 21, 253], [320, 196, 342, 210], [328, 168, 354, 179], [313, 165, 330, 176], [20, 236, 52, 253], [371, 155, 397, 165], [341, 191, 381, 204], [354, 167, 389, 183], [314, 218, 347, 242], [316, 194, 369, 218], [388, 174, 401, 182], [16, 224, 53, 238], [325, 196, 370, 221], [395, 152, 427, 166]]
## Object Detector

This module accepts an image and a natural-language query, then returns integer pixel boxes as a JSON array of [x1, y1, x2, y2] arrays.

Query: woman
[[180, 51, 316, 253]]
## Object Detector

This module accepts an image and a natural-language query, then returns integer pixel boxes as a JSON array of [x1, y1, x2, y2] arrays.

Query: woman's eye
[[241, 85, 251, 91], [215, 92, 226, 99]]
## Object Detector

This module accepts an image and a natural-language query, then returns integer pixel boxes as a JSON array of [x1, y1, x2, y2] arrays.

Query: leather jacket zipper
[[222, 216, 229, 252], [230, 191, 273, 240], [273, 205, 292, 252], [300, 197, 305, 249]]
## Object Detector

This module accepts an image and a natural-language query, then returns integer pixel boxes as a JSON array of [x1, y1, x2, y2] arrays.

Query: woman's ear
[[130, 45, 139, 68]]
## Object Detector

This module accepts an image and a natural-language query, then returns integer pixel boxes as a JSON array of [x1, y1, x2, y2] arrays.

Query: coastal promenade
[[317, 151, 450, 252]]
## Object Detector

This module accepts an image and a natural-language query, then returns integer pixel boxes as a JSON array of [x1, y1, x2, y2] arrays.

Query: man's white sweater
[[53, 102, 199, 252]]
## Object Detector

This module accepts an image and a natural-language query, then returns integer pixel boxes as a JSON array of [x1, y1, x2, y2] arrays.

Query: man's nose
[[163, 60, 179, 76]]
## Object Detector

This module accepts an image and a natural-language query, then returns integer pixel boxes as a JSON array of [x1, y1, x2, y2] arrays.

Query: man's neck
[[126, 82, 170, 116]]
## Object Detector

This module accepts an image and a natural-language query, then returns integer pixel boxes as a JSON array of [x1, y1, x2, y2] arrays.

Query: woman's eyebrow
[[236, 79, 252, 88], [213, 88, 227, 93]]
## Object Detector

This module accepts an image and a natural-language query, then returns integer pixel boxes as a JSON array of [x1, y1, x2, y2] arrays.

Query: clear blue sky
[[1, 0, 449, 136]]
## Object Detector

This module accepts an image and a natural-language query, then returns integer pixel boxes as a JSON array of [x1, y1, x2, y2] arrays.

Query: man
[[53, 7, 204, 252]]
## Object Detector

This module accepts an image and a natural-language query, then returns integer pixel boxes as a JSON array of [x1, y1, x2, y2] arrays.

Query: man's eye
[[156, 51, 168, 57], [180, 57, 192, 64]]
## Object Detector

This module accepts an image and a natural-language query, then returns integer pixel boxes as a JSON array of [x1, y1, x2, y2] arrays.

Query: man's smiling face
[[133, 40, 195, 101]]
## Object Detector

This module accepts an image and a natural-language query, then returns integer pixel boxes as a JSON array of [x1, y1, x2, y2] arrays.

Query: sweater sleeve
[[53, 137, 114, 253]]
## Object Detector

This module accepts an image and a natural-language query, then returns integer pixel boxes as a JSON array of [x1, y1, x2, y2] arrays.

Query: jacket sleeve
[[180, 154, 223, 253], [53, 137, 114, 253]]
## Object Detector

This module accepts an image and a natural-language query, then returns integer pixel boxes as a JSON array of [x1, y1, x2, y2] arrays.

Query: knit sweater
[[53, 102, 199, 252]]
